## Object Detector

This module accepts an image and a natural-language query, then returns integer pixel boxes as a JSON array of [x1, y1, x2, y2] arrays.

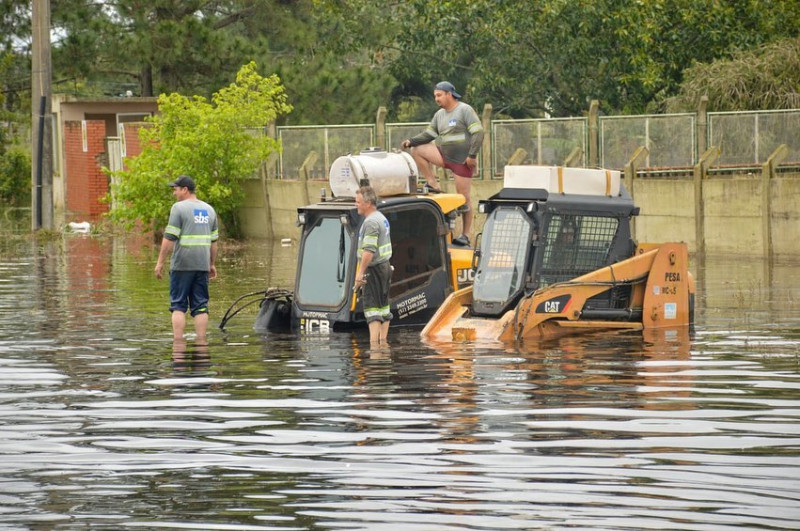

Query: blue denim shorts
[[169, 270, 210, 316]]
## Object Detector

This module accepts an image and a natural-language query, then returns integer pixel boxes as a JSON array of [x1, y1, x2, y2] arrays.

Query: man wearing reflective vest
[[354, 184, 393, 346], [155, 175, 219, 343]]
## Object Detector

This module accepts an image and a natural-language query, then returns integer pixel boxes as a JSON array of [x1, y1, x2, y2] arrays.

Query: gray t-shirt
[[358, 211, 392, 266], [410, 102, 485, 164], [164, 199, 219, 271]]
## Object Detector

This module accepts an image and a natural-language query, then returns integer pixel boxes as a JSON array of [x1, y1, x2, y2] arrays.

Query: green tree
[[49, 0, 278, 98], [1, 1, 32, 114], [665, 37, 800, 112], [0, 49, 30, 206], [368, 0, 800, 116], [7, 0, 800, 125], [107, 62, 292, 238], [0, 140, 31, 206], [275, 55, 397, 125]]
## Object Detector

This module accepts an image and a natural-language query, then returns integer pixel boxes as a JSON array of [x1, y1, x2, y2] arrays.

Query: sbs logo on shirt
[[193, 209, 210, 224]]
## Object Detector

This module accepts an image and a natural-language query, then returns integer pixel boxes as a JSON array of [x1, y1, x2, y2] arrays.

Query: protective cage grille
[[540, 214, 619, 286]]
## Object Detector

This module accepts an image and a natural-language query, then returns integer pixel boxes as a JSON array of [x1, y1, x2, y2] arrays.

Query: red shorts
[[437, 147, 474, 178]]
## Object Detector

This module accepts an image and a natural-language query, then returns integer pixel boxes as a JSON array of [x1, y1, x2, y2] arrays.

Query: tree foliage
[[384, 0, 800, 117], [0, 50, 30, 206], [107, 62, 292, 238], [0, 144, 31, 206], [3, 0, 798, 129], [665, 37, 800, 112], [52, 0, 277, 98]]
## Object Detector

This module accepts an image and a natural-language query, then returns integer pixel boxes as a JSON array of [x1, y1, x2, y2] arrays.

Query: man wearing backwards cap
[[155, 175, 219, 343], [401, 81, 484, 247]]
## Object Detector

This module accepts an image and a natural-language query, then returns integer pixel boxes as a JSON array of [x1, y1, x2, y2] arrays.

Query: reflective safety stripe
[[179, 234, 213, 247], [441, 132, 466, 144], [425, 126, 439, 138], [364, 305, 391, 318], [166, 226, 217, 242], [378, 243, 392, 259], [468, 122, 483, 133], [363, 235, 378, 247]]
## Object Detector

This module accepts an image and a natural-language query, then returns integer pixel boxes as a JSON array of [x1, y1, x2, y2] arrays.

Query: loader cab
[[243, 148, 476, 335], [294, 204, 358, 314], [292, 195, 461, 332], [471, 186, 638, 317]]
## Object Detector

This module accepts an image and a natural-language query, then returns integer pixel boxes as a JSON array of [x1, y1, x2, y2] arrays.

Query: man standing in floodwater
[[354, 184, 393, 346], [154, 175, 219, 343]]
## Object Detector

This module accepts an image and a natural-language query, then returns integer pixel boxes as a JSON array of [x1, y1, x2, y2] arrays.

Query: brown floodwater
[[1, 230, 799, 530]]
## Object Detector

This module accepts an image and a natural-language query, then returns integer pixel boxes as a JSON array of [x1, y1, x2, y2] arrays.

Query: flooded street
[[1, 232, 800, 530]]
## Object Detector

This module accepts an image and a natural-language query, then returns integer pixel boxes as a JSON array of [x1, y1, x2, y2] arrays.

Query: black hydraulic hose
[[219, 297, 269, 330], [218, 290, 268, 330], [218, 289, 293, 330]]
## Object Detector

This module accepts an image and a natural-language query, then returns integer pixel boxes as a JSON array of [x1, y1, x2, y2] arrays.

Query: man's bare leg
[[194, 312, 209, 344], [171, 310, 187, 341], [379, 320, 390, 344], [368, 320, 382, 346], [410, 144, 444, 189], [454, 175, 474, 236]]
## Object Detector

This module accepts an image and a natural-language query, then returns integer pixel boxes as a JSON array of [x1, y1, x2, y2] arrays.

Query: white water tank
[[503, 165, 621, 196], [329, 148, 418, 198]]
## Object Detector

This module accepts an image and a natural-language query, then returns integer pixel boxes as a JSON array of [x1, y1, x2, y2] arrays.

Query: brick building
[[52, 94, 158, 224]]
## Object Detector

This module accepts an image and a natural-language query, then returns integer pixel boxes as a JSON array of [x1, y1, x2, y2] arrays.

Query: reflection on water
[[1, 233, 799, 529]]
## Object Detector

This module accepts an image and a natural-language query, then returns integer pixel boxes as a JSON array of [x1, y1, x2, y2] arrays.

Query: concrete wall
[[239, 176, 506, 242], [703, 178, 763, 256], [240, 171, 800, 258], [630, 178, 697, 250], [55, 96, 158, 133], [772, 177, 800, 259]]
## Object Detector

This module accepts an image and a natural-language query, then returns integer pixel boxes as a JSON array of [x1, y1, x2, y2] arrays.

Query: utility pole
[[31, 0, 54, 231]]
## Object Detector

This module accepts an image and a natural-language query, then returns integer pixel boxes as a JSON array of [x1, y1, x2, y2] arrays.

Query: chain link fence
[[385, 123, 428, 150], [491, 118, 587, 179], [277, 125, 375, 180], [600, 114, 696, 171], [270, 109, 798, 180], [708, 109, 800, 167]]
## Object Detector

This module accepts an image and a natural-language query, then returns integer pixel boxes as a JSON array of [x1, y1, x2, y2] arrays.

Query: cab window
[[296, 216, 352, 307], [385, 205, 444, 298]]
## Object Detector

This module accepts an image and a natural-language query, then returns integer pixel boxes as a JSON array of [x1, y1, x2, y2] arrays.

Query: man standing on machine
[[401, 81, 484, 247]]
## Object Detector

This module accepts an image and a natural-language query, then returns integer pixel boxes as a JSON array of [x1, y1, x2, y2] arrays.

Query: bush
[[0, 147, 31, 205], [107, 62, 292, 239]]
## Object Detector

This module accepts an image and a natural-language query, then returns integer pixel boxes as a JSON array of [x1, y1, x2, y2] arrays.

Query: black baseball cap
[[168, 175, 195, 192]]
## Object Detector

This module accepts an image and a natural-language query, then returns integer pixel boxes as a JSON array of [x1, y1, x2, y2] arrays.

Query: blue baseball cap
[[435, 81, 461, 100]]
